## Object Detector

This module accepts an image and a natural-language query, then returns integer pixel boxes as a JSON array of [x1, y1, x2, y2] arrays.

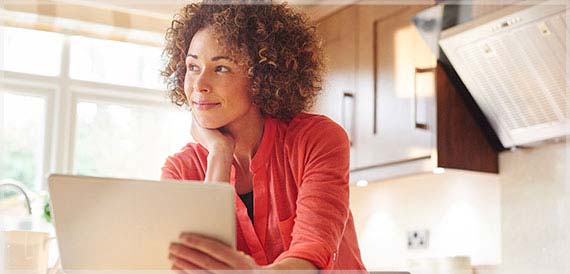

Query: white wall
[[497, 140, 569, 274], [349, 169, 501, 271], [349, 140, 569, 273]]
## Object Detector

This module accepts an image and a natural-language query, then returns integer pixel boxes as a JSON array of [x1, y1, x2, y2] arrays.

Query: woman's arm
[[272, 117, 352, 270], [204, 148, 233, 183]]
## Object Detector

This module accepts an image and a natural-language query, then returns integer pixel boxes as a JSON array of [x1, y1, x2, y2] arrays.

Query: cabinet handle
[[414, 67, 435, 130], [342, 91, 355, 146]]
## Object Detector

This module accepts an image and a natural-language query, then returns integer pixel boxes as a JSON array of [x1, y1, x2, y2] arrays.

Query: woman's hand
[[191, 114, 235, 157], [191, 114, 235, 183], [169, 233, 260, 273]]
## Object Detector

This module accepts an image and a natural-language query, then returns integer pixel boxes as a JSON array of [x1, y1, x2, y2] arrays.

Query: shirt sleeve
[[161, 155, 183, 180], [160, 144, 206, 181], [274, 118, 351, 270]]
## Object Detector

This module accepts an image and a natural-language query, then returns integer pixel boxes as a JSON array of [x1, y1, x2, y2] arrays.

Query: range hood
[[438, 0, 569, 148]]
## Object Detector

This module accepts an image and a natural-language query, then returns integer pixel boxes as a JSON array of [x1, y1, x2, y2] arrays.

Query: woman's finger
[[171, 264, 189, 274], [190, 114, 203, 143], [178, 234, 256, 269], [170, 253, 213, 274], [170, 243, 231, 271], [190, 112, 234, 152]]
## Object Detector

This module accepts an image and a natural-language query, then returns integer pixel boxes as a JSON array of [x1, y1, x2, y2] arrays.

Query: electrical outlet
[[407, 229, 429, 249]]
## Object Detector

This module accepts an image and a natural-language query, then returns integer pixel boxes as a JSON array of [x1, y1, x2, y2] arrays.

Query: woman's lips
[[192, 101, 220, 110]]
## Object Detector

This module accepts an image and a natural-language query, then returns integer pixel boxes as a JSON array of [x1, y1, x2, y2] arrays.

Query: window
[[0, 91, 47, 191], [73, 101, 191, 180], [1, 26, 189, 194], [69, 36, 165, 89], [0, 26, 64, 76]]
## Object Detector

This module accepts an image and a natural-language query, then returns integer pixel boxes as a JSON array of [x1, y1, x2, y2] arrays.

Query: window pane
[[0, 92, 47, 191], [73, 101, 191, 180], [0, 27, 64, 76], [69, 36, 165, 89]]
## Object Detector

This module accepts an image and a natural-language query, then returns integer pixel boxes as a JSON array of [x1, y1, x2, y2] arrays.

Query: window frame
[[69, 87, 177, 176], [1, 28, 173, 191], [0, 78, 55, 191]]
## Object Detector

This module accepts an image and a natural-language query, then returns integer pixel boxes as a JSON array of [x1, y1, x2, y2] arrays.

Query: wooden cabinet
[[316, 5, 437, 182], [315, 5, 499, 182], [316, 6, 358, 168], [354, 5, 436, 176]]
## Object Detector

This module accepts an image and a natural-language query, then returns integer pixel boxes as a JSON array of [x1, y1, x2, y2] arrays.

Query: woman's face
[[184, 27, 255, 129]]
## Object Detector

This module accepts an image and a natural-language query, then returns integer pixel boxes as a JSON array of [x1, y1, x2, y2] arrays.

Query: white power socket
[[407, 229, 429, 249]]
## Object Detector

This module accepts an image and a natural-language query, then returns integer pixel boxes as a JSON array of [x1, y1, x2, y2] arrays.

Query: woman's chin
[[194, 117, 225, 129], [203, 124, 223, 130]]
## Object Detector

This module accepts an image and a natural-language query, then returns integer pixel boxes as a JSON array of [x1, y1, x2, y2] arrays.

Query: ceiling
[[57, 0, 357, 21]]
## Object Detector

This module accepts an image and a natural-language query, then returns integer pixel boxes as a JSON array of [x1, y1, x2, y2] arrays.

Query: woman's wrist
[[205, 150, 233, 183], [208, 144, 233, 158], [207, 146, 233, 165]]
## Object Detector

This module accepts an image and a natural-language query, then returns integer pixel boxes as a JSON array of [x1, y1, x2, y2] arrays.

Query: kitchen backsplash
[[349, 168, 501, 270], [349, 140, 568, 273]]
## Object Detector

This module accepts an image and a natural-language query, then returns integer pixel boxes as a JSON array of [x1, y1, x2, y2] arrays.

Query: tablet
[[48, 174, 235, 270]]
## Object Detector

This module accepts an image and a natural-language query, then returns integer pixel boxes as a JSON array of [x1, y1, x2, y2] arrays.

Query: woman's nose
[[193, 71, 212, 93]]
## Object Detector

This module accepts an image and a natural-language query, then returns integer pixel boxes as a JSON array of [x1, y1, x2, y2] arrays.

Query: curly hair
[[161, 1, 324, 121]]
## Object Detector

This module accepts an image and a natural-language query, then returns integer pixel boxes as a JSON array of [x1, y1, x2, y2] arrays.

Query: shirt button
[[332, 252, 337, 262]]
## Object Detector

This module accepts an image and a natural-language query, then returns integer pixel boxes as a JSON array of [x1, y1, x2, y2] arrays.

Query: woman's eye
[[216, 66, 230, 73], [187, 64, 199, 71]]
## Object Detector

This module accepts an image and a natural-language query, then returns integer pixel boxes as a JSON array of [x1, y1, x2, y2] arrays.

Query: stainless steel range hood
[[438, 0, 569, 148]]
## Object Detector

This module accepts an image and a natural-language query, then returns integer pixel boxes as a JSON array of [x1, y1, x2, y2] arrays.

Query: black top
[[238, 191, 254, 223]]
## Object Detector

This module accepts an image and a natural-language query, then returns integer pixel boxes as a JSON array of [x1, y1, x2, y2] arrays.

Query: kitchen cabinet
[[316, 6, 358, 168], [315, 5, 499, 182], [316, 5, 437, 182]]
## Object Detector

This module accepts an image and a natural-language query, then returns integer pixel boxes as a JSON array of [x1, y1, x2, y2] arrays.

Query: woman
[[161, 1, 366, 272]]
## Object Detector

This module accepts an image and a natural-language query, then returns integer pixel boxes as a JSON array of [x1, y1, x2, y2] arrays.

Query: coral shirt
[[161, 113, 366, 270]]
